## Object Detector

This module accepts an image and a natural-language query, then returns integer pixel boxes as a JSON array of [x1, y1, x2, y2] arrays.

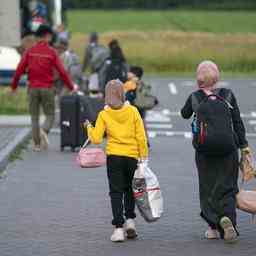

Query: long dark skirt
[[195, 150, 239, 235]]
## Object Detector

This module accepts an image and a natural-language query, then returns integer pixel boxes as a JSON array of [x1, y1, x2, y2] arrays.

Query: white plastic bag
[[132, 161, 163, 222]]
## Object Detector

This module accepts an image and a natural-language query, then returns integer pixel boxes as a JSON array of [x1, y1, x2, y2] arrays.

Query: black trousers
[[107, 155, 138, 227], [196, 150, 239, 238]]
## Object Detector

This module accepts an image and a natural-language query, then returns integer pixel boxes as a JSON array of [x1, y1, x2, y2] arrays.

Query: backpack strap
[[192, 88, 233, 112], [214, 88, 233, 109], [191, 91, 206, 112]]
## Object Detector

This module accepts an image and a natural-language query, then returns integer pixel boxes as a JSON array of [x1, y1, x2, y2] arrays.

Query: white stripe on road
[[148, 130, 256, 139], [146, 110, 171, 122], [52, 128, 256, 139], [218, 81, 229, 87], [180, 81, 229, 87], [168, 83, 178, 95], [248, 120, 256, 125], [241, 112, 256, 118], [146, 123, 173, 129], [182, 81, 194, 87]]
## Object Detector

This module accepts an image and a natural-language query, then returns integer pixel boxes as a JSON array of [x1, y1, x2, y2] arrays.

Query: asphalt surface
[[1, 78, 256, 256]]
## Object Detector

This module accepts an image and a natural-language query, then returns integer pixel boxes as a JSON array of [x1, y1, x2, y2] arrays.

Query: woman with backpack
[[84, 80, 148, 242], [181, 60, 252, 243], [99, 40, 128, 92]]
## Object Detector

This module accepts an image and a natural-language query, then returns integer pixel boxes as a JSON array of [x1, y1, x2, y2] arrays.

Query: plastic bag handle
[[81, 139, 90, 149]]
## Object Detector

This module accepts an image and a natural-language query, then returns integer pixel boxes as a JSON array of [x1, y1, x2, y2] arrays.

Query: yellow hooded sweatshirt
[[87, 104, 148, 159]]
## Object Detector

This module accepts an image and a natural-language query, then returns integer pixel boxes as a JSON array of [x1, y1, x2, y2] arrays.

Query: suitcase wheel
[[71, 147, 76, 152], [61, 146, 64, 152]]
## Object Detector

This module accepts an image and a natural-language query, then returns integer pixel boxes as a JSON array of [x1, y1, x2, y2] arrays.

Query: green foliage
[[68, 10, 256, 34], [0, 88, 28, 115]]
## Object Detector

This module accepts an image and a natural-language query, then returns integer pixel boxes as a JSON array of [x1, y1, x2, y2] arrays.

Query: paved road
[[1, 78, 256, 256], [145, 78, 256, 138]]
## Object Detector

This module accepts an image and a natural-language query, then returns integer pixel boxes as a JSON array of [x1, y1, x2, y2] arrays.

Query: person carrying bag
[[236, 147, 256, 220], [181, 60, 252, 244], [84, 80, 149, 243]]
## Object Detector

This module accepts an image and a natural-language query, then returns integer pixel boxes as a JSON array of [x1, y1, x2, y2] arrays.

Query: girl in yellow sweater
[[84, 80, 148, 242]]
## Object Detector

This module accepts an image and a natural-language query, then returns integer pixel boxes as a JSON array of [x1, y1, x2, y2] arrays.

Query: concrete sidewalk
[[0, 114, 53, 173], [0, 126, 30, 173], [0, 115, 43, 127], [0, 134, 255, 256]]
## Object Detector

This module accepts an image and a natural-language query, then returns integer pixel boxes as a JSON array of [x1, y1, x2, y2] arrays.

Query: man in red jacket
[[11, 25, 76, 152]]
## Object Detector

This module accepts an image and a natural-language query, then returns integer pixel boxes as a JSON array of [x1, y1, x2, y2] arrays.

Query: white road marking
[[249, 120, 256, 125], [146, 123, 173, 129], [184, 132, 193, 139], [148, 111, 180, 117], [148, 130, 256, 139], [180, 80, 229, 87], [241, 112, 256, 118], [168, 83, 178, 95], [146, 110, 171, 122], [182, 81, 194, 87], [218, 81, 229, 87], [246, 133, 256, 138], [161, 109, 171, 116]]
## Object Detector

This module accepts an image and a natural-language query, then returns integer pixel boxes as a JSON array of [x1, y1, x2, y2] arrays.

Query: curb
[[0, 128, 31, 173]]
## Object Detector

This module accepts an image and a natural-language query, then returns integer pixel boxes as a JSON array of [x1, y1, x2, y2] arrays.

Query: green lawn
[[67, 10, 256, 75], [67, 10, 256, 34], [0, 88, 28, 115]]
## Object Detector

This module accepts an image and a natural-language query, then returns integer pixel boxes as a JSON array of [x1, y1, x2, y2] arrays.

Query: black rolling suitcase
[[60, 95, 104, 151]]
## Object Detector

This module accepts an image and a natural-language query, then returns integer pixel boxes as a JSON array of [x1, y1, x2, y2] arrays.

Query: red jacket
[[12, 41, 74, 90]]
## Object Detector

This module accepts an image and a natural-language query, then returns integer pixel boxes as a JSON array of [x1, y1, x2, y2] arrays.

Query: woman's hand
[[241, 146, 252, 157], [83, 120, 91, 128]]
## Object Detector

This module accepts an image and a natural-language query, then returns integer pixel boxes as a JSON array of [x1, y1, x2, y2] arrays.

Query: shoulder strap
[[214, 88, 233, 109], [214, 88, 232, 102], [191, 91, 206, 112]]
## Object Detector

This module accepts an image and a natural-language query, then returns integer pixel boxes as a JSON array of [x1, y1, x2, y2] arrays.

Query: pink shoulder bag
[[76, 139, 106, 168]]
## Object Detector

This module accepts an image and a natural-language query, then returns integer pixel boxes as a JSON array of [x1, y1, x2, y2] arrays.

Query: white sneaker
[[40, 129, 49, 150], [125, 219, 138, 239], [205, 227, 219, 239], [32, 145, 41, 152], [220, 216, 238, 244], [110, 228, 125, 242]]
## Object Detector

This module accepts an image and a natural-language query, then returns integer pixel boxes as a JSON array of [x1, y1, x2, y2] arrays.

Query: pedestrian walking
[[82, 32, 109, 74], [123, 66, 158, 147], [99, 39, 128, 92], [181, 60, 252, 243], [84, 80, 148, 242], [54, 39, 83, 98], [11, 24, 76, 152]]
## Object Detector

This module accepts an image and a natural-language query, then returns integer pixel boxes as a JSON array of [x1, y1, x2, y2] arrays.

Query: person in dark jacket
[[11, 24, 76, 152], [99, 39, 128, 92], [181, 60, 252, 243], [108, 39, 126, 63]]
